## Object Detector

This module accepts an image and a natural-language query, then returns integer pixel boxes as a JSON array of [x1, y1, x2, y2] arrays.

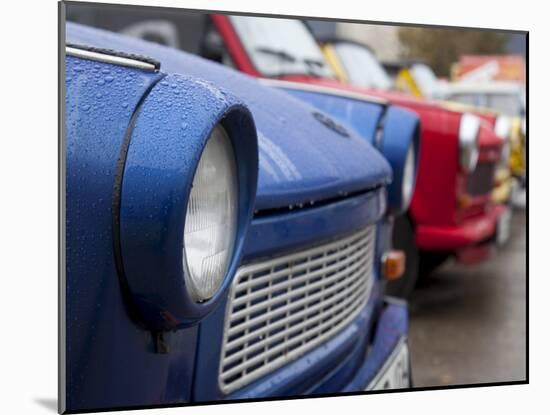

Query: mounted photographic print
[[60, 1, 527, 412]]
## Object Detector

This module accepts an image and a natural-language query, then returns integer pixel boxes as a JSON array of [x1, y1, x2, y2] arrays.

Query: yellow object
[[395, 68, 424, 97], [321, 44, 349, 83], [509, 117, 526, 179], [319, 41, 525, 199], [438, 99, 526, 185], [492, 166, 513, 205]]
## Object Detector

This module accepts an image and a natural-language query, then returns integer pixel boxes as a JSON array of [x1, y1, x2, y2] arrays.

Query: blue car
[[63, 22, 419, 413]]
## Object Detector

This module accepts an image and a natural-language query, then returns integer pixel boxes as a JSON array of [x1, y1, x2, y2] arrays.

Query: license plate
[[366, 339, 410, 391], [496, 207, 512, 245]]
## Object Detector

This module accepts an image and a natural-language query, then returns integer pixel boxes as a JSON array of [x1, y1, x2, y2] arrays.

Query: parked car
[[377, 57, 525, 187], [194, 14, 507, 293], [383, 59, 444, 99], [66, 6, 510, 298], [318, 37, 516, 212], [435, 81, 526, 184], [64, 21, 419, 412]]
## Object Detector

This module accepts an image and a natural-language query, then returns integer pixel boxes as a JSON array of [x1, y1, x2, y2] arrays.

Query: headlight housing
[[402, 144, 416, 208], [494, 115, 512, 140], [458, 113, 481, 173], [494, 115, 511, 164], [117, 75, 258, 331], [183, 125, 239, 302], [379, 106, 421, 214]]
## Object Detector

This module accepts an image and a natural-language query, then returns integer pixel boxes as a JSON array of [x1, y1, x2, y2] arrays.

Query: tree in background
[[398, 27, 509, 77]]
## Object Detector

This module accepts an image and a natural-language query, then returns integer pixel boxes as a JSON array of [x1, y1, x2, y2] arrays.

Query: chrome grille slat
[[225, 263, 367, 347], [230, 239, 370, 307], [226, 247, 369, 337], [221, 294, 366, 381], [229, 240, 371, 320], [223, 265, 368, 364], [231, 229, 370, 292], [219, 225, 376, 394]]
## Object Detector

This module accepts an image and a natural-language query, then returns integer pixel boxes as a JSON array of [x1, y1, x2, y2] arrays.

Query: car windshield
[[229, 16, 335, 78], [332, 42, 392, 90], [487, 93, 525, 117], [410, 63, 439, 97], [449, 92, 525, 117]]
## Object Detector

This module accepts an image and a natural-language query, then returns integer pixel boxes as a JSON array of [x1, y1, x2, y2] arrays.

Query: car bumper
[[415, 204, 506, 252], [228, 296, 410, 399], [341, 298, 410, 392]]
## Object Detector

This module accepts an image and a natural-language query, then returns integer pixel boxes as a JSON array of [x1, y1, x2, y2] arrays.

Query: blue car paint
[[194, 191, 388, 401], [119, 74, 258, 330], [64, 23, 411, 412], [65, 56, 201, 411], [281, 88, 386, 146], [379, 107, 421, 213], [342, 299, 409, 392], [67, 23, 393, 211], [228, 291, 380, 399], [277, 88, 421, 213], [241, 189, 387, 261]]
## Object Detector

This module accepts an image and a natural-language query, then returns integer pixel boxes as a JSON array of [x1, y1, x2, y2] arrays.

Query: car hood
[[67, 23, 392, 212], [280, 75, 457, 114]]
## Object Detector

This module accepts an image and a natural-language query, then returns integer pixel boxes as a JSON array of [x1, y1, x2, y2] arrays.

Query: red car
[[213, 14, 510, 294], [67, 7, 507, 298], [209, 15, 507, 295]]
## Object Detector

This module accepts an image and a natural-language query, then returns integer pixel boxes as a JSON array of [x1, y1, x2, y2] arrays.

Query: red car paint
[[417, 204, 505, 250], [211, 14, 504, 261]]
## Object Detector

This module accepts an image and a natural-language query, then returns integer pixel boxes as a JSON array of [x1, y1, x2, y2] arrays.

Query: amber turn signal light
[[382, 250, 406, 280], [457, 193, 472, 210]]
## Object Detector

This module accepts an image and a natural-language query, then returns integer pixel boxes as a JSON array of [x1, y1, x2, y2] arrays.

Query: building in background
[[451, 55, 526, 83], [308, 20, 526, 81], [307, 20, 402, 61]]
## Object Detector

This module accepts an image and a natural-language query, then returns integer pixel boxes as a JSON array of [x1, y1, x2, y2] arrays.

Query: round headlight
[[402, 144, 416, 209], [183, 125, 239, 302], [459, 113, 480, 173], [117, 75, 258, 330], [494, 115, 512, 165], [494, 115, 512, 140]]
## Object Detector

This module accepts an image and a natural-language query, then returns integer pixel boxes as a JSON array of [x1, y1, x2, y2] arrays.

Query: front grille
[[218, 226, 376, 394], [466, 162, 495, 196]]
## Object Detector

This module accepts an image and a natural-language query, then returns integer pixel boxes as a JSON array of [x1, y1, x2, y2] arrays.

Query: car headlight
[[183, 125, 239, 302], [379, 106, 420, 214], [402, 144, 416, 208], [117, 75, 258, 330], [494, 115, 512, 164], [458, 113, 480, 173], [494, 115, 511, 140]]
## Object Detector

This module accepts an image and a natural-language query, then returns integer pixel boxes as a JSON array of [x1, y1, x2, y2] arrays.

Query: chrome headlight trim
[[459, 113, 481, 173], [116, 74, 259, 331], [401, 144, 416, 210], [182, 124, 240, 303], [495, 115, 512, 140]]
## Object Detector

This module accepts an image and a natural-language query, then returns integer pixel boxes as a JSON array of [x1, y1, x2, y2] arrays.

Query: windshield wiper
[[303, 58, 325, 67], [255, 47, 296, 62], [256, 47, 333, 78]]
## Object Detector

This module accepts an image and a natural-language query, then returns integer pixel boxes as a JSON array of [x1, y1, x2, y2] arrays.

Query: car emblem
[[312, 111, 350, 138]]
